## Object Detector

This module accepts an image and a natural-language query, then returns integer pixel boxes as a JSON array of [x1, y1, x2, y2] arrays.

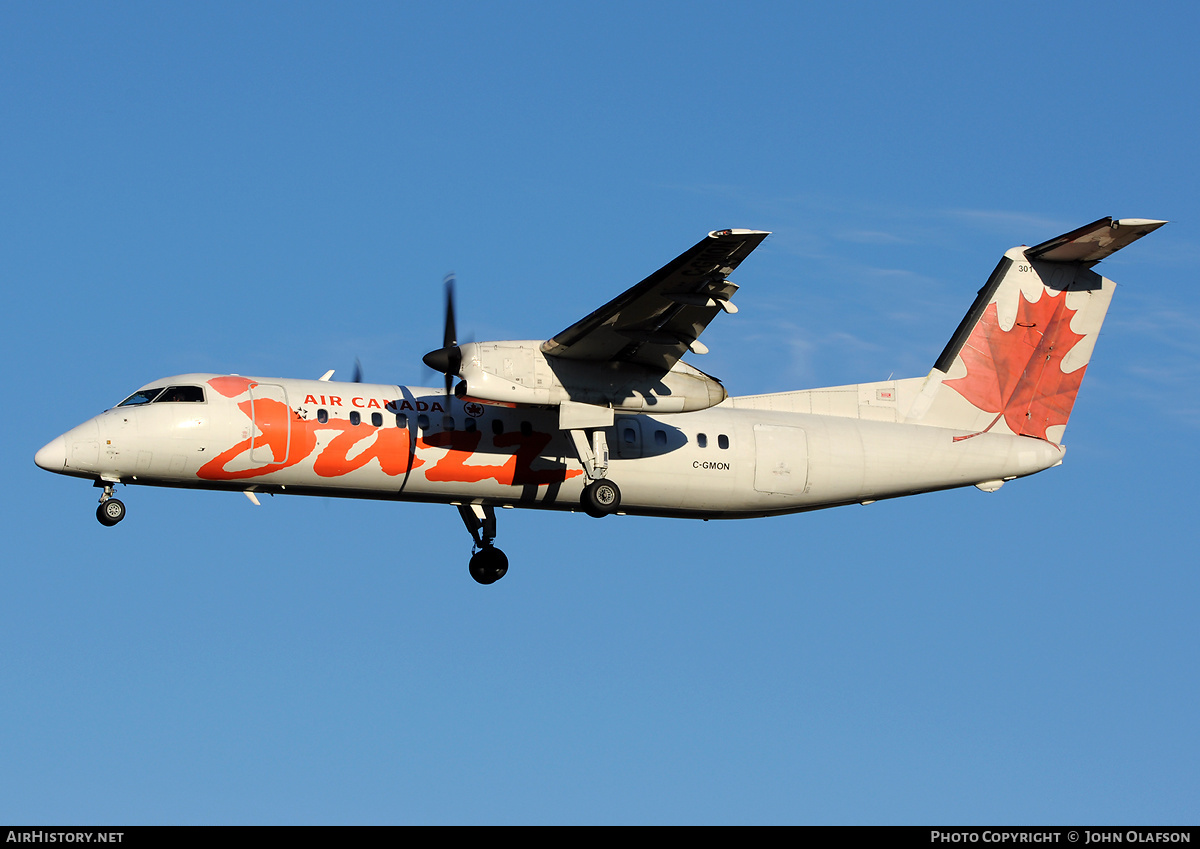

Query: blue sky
[[3, 1, 1197, 824]]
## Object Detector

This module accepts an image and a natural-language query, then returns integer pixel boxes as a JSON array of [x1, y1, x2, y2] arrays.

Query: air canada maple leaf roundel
[[944, 289, 1088, 442]]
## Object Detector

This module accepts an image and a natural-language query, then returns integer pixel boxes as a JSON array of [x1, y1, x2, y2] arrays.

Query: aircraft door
[[248, 382, 291, 466], [753, 424, 808, 495]]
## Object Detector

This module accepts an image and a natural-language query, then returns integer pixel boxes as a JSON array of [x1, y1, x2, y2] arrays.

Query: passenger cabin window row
[[318, 409, 409, 427], [346, 411, 383, 426], [621, 426, 730, 450], [312, 409, 532, 436], [695, 432, 730, 449]]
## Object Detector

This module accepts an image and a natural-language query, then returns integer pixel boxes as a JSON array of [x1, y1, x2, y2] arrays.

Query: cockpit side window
[[118, 387, 165, 406], [153, 385, 205, 403]]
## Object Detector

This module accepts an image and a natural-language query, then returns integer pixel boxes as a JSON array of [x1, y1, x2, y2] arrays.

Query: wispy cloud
[[942, 208, 1067, 235], [835, 229, 911, 245]]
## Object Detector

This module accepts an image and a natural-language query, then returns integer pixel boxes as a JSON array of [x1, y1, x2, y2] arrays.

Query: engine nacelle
[[454, 341, 726, 413]]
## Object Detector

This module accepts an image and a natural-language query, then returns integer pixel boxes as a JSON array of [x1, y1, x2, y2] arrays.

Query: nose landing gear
[[458, 503, 508, 584], [95, 483, 126, 526]]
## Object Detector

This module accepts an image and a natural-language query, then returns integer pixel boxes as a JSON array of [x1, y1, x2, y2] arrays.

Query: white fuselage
[[36, 373, 1065, 519]]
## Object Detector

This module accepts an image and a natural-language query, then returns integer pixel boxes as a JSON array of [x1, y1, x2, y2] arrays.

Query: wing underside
[[540, 229, 770, 372]]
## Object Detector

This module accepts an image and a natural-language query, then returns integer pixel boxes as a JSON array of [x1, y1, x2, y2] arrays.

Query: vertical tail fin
[[909, 217, 1165, 443]]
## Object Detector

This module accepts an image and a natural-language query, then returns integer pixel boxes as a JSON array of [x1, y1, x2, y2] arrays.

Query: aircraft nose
[[35, 435, 68, 472]]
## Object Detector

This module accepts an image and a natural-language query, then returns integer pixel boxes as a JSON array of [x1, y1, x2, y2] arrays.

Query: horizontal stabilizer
[[1026, 217, 1167, 265]]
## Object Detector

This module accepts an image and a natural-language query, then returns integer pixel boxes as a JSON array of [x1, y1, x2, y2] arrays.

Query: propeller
[[352, 357, 363, 383], [422, 273, 463, 403]]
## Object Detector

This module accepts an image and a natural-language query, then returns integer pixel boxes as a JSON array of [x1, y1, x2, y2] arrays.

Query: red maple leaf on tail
[[944, 289, 1088, 442]]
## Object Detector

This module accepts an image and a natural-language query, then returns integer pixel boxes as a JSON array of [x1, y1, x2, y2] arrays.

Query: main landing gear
[[458, 504, 508, 585], [567, 427, 622, 519], [95, 482, 126, 527]]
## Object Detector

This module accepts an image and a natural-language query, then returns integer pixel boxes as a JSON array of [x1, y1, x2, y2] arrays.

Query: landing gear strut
[[95, 482, 126, 527], [458, 504, 508, 585]]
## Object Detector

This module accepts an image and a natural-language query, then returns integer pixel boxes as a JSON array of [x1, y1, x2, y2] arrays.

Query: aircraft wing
[[540, 229, 770, 372]]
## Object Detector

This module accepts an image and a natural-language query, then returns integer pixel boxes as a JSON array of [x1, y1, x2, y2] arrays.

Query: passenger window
[[371, 412, 383, 427], [418, 414, 430, 430], [465, 418, 477, 433], [623, 427, 637, 445], [492, 419, 504, 435], [718, 434, 730, 449], [396, 413, 408, 429], [317, 409, 329, 424], [654, 430, 667, 446], [697, 433, 708, 448], [444, 416, 455, 430], [350, 411, 361, 426]]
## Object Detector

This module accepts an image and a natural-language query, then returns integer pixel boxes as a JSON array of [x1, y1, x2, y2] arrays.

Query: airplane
[[35, 216, 1165, 584]]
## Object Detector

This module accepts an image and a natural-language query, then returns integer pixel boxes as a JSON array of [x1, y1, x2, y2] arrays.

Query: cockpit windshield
[[156, 386, 205, 403], [118, 387, 165, 406], [116, 385, 205, 406]]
